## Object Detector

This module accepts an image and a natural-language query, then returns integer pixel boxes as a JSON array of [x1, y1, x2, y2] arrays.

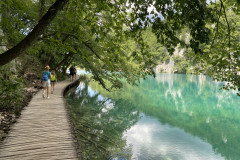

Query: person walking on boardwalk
[[50, 70, 57, 94], [41, 65, 51, 98], [69, 66, 74, 81], [73, 66, 77, 80]]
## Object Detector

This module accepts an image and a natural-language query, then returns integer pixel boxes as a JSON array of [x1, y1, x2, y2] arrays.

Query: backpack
[[42, 72, 49, 81]]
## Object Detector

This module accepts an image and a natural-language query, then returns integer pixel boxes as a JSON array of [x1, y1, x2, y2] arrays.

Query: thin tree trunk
[[39, 0, 45, 20], [0, 0, 69, 67], [54, 52, 74, 71]]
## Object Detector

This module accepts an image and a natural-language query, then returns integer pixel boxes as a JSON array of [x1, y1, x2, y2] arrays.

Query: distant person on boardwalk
[[50, 70, 57, 94], [69, 66, 74, 81], [73, 66, 77, 80], [41, 65, 51, 98]]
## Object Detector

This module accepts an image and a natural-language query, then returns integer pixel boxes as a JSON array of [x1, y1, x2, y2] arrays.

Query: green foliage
[[0, 52, 42, 113], [0, 0, 216, 88], [0, 0, 240, 93], [142, 28, 170, 64], [0, 0, 38, 47], [0, 64, 24, 113], [173, 55, 188, 73], [198, 1, 240, 95], [128, 0, 215, 55]]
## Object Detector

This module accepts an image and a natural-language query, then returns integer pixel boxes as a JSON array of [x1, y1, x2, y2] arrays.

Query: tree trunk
[[0, 0, 69, 67], [54, 52, 74, 71], [39, 0, 45, 20]]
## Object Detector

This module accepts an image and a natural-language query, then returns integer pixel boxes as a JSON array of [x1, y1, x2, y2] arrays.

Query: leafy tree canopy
[[0, 0, 239, 91]]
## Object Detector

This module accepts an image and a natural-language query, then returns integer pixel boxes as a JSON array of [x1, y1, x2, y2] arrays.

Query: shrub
[[0, 75, 24, 113]]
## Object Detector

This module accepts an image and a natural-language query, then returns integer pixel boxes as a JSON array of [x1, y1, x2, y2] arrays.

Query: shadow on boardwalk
[[0, 78, 80, 160]]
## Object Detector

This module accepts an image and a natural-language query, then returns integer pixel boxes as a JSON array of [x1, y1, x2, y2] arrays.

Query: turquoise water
[[66, 73, 240, 160]]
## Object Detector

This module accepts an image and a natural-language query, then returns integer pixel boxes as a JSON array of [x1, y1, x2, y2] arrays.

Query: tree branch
[[39, 0, 45, 20], [38, 31, 102, 60], [80, 51, 110, 91], [210, 2, 222, 52], [54, 52, 74, 70], [221, 0, 231, 53], [38, 32, 57, 40], [0, 0, 70, 67], [82, 41, 102, 60]]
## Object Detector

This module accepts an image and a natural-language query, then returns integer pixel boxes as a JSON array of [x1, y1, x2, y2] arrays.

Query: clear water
[[66, 73, 240, 160]]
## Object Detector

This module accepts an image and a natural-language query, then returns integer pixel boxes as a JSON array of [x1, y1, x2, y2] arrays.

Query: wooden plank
[[0, 78, 79, 160]]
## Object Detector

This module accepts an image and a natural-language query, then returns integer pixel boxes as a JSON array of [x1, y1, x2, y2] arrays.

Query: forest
[[0, 0, 240, 136]]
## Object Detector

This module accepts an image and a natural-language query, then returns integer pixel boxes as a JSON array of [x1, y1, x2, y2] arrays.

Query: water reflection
[[125, 115, 224, 160], [66, 82, 140, 160], [89, 73, 240, 160]]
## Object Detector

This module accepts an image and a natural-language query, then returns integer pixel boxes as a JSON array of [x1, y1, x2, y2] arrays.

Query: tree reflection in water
[[89, 74, 240, 160], [66, 81, 140, 160]]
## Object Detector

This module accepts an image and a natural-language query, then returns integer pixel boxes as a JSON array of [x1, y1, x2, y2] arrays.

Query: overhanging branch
[[210, 2, 222, 52], [39, 32, 102, 60], [221, 0, 231, 53], [0, 0, 69, 67]]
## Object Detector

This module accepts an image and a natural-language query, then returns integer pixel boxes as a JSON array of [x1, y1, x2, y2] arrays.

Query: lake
[[65, 73, 240, 160]]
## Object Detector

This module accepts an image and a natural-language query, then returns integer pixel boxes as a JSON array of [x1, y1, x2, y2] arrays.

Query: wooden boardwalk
[[0, 78, 79, 160]]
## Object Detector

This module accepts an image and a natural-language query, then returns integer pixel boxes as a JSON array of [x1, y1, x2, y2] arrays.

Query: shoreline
[[63, 78, 82, 159]]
